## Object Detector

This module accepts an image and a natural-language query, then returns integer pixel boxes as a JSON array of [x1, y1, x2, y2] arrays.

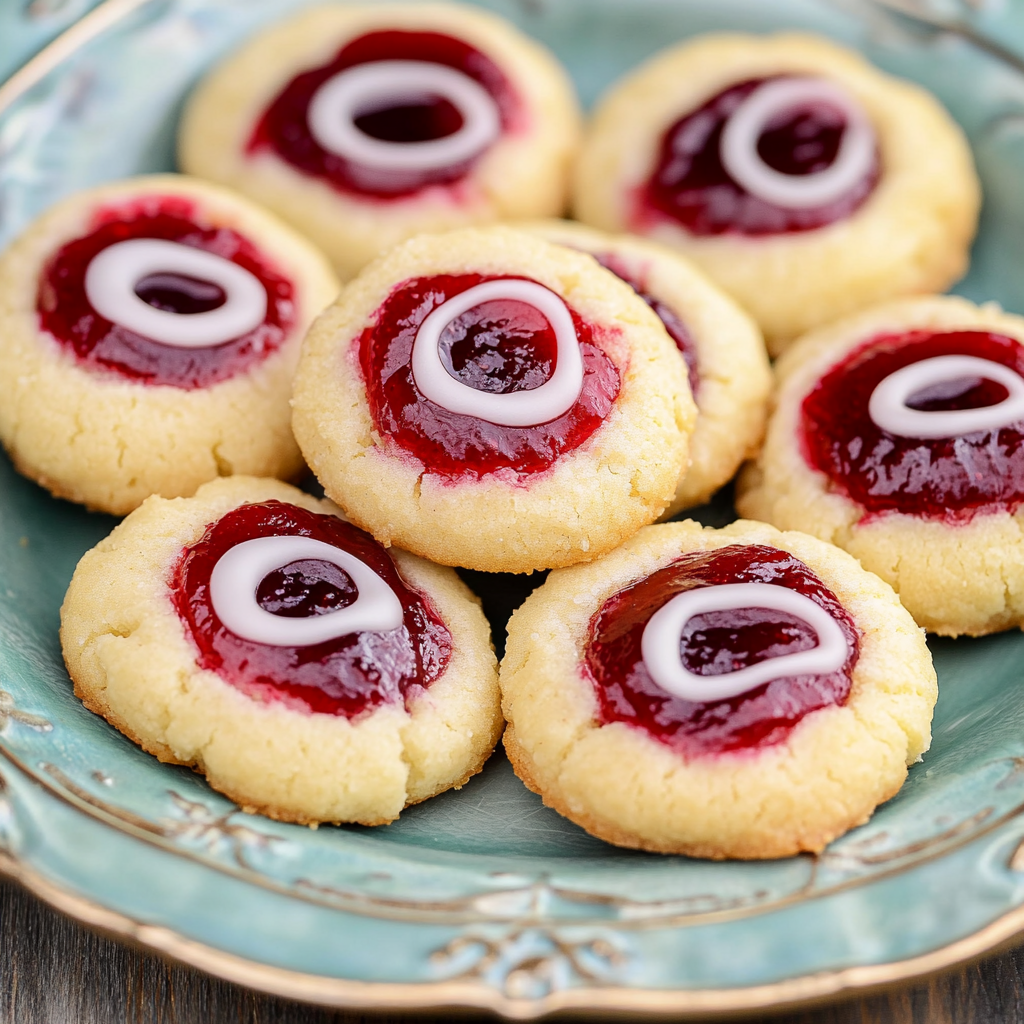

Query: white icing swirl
[[640, 582, 848, 703], [411, 279, 585, 427], [867, 354, 1024, 439], [307, 60, 501, 172], [719, 77, 875, 210], [208, 536, 404, 647], [83, 239, 268, 348]]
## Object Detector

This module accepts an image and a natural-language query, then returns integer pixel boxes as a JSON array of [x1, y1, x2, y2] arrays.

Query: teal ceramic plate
[[5, 0, 1024, 1017]]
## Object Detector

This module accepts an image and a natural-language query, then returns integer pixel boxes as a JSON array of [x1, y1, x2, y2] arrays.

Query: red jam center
[[171, 501, 451, 718], [593, 251, 699, 398], [584, 545, 858, 757], [440, 297, 557, 393], [134, 272, 227, 315], [359, 274, 621, 478], [354, 97, 464, 143], [248, 30, 519, 199], [640, 77, 879, 236], [802, 330, 1024, 520], [37, 196, 295, 389], [255, 559, 357, 618]]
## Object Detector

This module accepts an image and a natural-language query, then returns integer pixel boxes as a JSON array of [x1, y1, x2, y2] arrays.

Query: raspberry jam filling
[[248, 30, 519, 199], [38, 196, 294, 389], [802, 330, 1024, 519], [354, 97, 464, 145], [584, 545, 859, 756], [171, 501, 451, 718], [134, 272, 227, 315], [593, 251, 699, 397], [359, 273, 620, 478], [256, 559, 358, 618], [640, 76, 879, 236]]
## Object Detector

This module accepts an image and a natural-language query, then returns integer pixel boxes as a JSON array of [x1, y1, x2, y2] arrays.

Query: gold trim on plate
[[5, 845, 1024, 1019], [0, 0, 151, 113], [5, 741, 1024, 932]]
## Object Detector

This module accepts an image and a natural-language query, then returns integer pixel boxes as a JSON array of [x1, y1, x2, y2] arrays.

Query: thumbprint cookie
[[0, 175, 339, 515], [179, 3, 581, 280], [573, 33, 979, 354], [500, 519, 935, 859], [291, 227, 696, 574], [739, 295, 1024, 636], [60, 476, 501, 826], [523, 220, 770, 512]]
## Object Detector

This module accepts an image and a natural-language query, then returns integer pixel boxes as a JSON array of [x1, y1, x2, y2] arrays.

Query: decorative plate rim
[[3, 0, 1024, 1017], [7, 838, 1024, 1020]]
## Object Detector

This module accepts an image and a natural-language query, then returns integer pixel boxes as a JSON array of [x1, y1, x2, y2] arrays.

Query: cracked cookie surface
[[291, 226, 696, 573], [60, 476, 501, 825], [738, 295, 1024, 636], [0, 175, 339, 514], [523, 220, 770, 512], [499, 519, 935, 859], [572, 32, 979, 354]]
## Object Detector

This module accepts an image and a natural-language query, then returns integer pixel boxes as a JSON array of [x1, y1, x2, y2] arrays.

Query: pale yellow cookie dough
[[500, 519, 936, 859], [291, 226, 696, 574], [0, 175, 339, 515], [738, 295, 1024, 636], [523, 220, 770, 511], [179, 3, 582, 281], [573, 33, 980, 355], [60, 476, 501, 826]]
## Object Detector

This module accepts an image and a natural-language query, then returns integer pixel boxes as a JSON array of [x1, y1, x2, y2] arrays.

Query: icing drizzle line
[[719, 77, 875, 211], [209, 535, 403, 646], [410, 278, 585, 426], [641, 582, 849, 702], [307, 60, 501, 172], [868, 354, 1024, 439], [84, 238, 267, 348]]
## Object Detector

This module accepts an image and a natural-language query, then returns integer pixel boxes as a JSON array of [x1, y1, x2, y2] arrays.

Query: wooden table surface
[[2, 876, 1024, 1024]]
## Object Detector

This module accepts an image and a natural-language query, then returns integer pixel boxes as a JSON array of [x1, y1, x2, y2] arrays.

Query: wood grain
[[3, 877, 1024, 1024]]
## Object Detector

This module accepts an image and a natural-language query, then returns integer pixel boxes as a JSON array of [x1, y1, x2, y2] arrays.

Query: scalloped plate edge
[[7, 841, 1024, 1019]]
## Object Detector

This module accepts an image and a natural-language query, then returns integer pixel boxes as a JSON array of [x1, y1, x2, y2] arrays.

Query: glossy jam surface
[[593, 251, 699, 397], [134, 272, 227, 315], [172, 501, 451, 718], [802, 330, 1024, 519], [354, 97, 464, 144], [256, 559, 358, 617], [38, 196, 294, 389], [584, 545, 858, 756], [641, 77, 879, 236], [249, 30, 519, 199], [360, 273, 621, 477]]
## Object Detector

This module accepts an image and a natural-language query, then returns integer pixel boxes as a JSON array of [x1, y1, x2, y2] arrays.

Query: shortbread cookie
[[292, 227, 696, 573], [524, 220, 769, 511], [573, 33, 979, 354], [500, 519, 935, 859], [0, 175, 339, 514], [179, 3, 581, 280], [61, 476, 501, 826], [738, 295, 1024, 636]]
